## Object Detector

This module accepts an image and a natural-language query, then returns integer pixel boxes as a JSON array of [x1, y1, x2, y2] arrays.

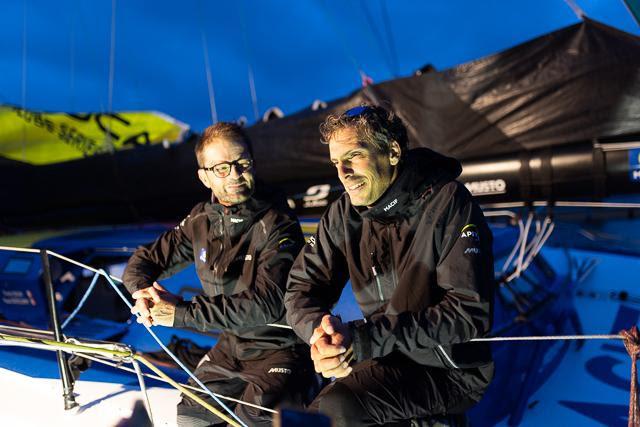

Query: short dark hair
[[319, 105, 409, 152], [195, 122, 253, 167]]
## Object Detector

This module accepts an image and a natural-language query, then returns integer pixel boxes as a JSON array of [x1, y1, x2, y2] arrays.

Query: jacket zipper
[[371, 264, 384, 302], [382, 225, 458, 369], [371, 265, 384, 302], [386, 226, 398, 290]]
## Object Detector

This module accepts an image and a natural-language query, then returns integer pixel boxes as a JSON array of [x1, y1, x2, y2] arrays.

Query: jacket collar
[[358, 148, 461, 221], [205, 185, 275, 238]]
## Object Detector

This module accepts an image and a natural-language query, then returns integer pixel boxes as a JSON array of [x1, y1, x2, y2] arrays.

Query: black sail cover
[[3, 18, 640, 228]]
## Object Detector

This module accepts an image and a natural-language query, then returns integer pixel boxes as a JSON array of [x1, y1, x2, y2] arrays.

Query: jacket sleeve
[[173, 214, 304, 331], [350, 183, 494, 362], [285, 207, 351, 343], [122, 214, 196, 294]]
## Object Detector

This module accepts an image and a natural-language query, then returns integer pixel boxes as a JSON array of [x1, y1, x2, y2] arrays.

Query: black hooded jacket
[[123, 186, 304, 357], [285, 148, 494, 371]]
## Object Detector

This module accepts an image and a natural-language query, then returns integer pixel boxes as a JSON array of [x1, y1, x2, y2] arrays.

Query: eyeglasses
[[200, 158, 253, 178]]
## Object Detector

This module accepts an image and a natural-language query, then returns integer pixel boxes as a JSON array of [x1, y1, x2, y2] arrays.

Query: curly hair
[[319, 105, 409, 152], [195, 122, 253, 167]]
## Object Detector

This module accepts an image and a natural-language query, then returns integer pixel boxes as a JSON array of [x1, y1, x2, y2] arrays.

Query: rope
[[61, 271, 100, 329], [622, 326, 640, 427], [0, 333, 133, 359], [99, 270, 247, 427]]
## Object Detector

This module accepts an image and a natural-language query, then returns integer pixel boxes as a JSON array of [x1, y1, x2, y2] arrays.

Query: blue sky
[[1, 0, 638, 131]]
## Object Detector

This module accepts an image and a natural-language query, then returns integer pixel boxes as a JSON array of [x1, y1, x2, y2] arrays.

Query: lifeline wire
[[132, 358, 154, 425], [61, 271, 100, 329], [0, 245, 286, 417]]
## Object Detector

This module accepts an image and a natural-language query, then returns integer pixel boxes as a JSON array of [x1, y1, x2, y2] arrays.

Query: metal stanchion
[[40, 249, 78, 410]]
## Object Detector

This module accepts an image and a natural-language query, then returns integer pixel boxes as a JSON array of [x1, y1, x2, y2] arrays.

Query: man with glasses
[[123, 122, 313, 426], [285, 105, 495, 426]]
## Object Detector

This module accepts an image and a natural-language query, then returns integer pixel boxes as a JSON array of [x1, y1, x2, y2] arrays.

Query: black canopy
[[3, 19, 640, 228]]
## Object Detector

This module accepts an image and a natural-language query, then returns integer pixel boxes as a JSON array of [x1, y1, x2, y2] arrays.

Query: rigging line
[[359, 0, 394, 76], [503, 220, 555, 284], [200, 29, 218, 124], [78, 353, 278, 414], [198, 1, 218, 125], [318, 0, 367, 85], [515, 212, 534, 278], [500, 281, 530, 313], [99, 270, 247, 427], [61, 271, 100, 329], [563, 0, 587, 20], [131, 358, 154, 425], [21, 0, 27, 162], [106, 0, 117, 150], [482, 201, 640, 209], [0, 332, 133, 359], [238, 0, 259, 121], [472, 334, 622, 342], [501, 218, 525, 274], [483, 210, 518, 219], [521, 216, 550, 261], [379, 0, 399, 77], [522, 221, 555, 271], [0, 246, 39, 254], [69, 0, 76, 111], [622, 0, 640, 28], [576, 258, 600, 284]]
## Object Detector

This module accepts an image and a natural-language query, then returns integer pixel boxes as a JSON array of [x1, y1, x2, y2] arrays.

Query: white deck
[[0, 367, 180, 426]]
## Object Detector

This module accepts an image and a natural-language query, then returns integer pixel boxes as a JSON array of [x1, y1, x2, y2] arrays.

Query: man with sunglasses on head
[[285, 105, 495, 426], [123, 122, 314, 426]]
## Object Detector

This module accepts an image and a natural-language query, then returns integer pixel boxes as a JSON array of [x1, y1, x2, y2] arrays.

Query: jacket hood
[[360, 147, 462, 221]]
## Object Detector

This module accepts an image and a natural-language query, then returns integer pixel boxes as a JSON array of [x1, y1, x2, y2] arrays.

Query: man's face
[[328, 127, 399, 206], [197, 138, 255, 206]]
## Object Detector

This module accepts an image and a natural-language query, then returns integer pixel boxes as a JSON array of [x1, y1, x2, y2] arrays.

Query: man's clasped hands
[[131, 286, 353, 379]]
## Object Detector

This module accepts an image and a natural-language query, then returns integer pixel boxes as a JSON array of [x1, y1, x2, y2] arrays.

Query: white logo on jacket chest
[[199, 248, 207, 262], [383, 198, 398, 212], [230, 217, 244, 224]]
